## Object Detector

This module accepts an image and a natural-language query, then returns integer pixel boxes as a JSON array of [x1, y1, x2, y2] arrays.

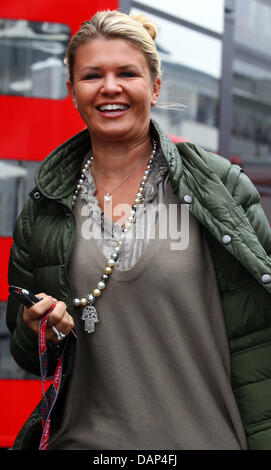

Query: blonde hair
[[65, 10, 161, 84]]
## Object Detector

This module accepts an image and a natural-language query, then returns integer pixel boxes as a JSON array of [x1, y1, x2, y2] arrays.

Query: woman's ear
[[151, 77, 161, 106], [67, 80, 77, 109]]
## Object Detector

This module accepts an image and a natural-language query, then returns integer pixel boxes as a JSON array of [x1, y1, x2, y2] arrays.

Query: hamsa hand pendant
[[81, 305, 99, 334]]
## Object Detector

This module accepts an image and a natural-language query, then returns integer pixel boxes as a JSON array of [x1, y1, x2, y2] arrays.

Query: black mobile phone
[[9, 285, 42, 308]]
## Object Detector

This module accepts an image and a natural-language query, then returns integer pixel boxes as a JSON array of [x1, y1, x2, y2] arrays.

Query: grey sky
[[138, 0, 225, 33], [131, 1, 225, 78]]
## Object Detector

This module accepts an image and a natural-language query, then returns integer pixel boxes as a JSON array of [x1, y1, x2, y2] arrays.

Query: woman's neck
[[90, 135, 154, 180]]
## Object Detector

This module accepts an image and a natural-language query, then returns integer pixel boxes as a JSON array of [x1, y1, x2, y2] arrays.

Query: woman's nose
[[100, 74, 122, 95]]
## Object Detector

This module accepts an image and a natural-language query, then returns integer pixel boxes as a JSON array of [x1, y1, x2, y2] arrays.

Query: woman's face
[[67, 37, 161, 144]]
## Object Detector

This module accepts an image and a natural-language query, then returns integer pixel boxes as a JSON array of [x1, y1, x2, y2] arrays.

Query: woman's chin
[[89, 124, 136, 142]]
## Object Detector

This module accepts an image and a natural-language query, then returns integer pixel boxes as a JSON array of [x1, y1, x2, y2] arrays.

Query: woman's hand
[[23, 293, 74, 343]]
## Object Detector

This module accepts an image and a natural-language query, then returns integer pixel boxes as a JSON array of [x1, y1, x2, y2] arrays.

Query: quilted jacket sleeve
[[6, 198, 60, 376], [230, 167, 271, 257]]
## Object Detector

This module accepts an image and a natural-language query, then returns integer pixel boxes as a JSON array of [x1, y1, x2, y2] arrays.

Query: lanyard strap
[[38, 305, 66, 451]]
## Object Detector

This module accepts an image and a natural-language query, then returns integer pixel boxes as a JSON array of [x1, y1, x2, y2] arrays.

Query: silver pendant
[[81, 305, 99, 334], [104, 194, 111, 203]]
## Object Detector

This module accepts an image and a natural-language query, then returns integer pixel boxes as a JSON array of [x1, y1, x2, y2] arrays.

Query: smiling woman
[[6, 9, 271, 451], [67, 38, 160, 154]]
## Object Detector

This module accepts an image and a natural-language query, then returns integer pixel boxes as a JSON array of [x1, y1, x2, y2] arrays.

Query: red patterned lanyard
[[38, 305, 66, 451]]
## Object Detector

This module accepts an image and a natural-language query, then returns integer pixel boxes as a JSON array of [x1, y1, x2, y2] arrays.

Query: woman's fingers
[[23, 294, 54, 330], [46, 301, 74, 343], [47, 315, 75, 343], [22, 293, 74, 343]]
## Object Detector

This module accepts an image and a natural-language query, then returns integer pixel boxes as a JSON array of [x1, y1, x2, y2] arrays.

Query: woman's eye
[[82, 73, 100, 80], [120, 71, 136, 78]]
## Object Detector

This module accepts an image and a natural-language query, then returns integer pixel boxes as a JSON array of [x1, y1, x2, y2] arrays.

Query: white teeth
[[99, 104, 128, 111]]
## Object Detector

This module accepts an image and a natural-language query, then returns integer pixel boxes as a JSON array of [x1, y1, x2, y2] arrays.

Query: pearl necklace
[[72, 141, 157, 334]]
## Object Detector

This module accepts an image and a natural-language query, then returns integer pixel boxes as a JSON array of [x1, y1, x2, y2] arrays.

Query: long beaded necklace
[[71, 140, 157, 334]]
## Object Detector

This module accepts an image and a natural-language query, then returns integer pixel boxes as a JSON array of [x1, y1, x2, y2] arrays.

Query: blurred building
[[131, 0, 271, 221]]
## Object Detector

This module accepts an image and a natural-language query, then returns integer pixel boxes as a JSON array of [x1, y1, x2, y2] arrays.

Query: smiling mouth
[[97, 104, 130, 112]]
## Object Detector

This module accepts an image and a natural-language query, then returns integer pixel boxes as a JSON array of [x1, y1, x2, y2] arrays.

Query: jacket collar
[[33, 119, 182, 205], [34, 127, 91, 204], [151, 120, 183, 192]]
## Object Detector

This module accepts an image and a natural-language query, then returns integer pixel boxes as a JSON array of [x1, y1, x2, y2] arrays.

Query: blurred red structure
[[0, 0, 118, 449]]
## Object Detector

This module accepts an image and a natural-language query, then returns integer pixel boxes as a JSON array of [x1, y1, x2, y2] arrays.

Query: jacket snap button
[[222, 234, 232, 245], [261, 274, 271, 284], [33, 191, 41, 200], [184, 195, 193, 204], [169, 156, 175, 167]]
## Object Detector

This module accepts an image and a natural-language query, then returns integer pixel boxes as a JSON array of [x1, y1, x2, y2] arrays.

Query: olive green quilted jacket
[[6, 120, 271, 449]]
